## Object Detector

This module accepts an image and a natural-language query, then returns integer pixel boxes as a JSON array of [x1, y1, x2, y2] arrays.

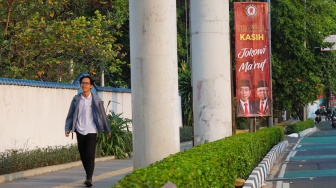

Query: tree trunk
[[297, 108, 304, 121]]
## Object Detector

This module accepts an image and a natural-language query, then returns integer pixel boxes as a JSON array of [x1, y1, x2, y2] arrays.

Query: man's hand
[[65, 131, 70, 137], [106, 133, 111, 139]]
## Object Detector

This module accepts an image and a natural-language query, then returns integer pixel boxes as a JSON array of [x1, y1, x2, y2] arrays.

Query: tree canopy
[[0, 0, 129, 87], [270, 0, 336, 119], [2, 0, 336, 123]]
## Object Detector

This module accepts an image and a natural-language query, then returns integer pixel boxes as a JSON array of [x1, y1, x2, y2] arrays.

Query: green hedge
[[286, 120, 314, 134], [113, 126, 284, 188]]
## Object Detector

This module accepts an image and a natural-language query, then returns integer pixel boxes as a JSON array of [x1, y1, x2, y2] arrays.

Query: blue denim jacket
[[65, 93, 111, 134]]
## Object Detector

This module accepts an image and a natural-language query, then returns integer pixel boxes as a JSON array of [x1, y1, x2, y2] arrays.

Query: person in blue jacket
[[65, 75, 111, 187]]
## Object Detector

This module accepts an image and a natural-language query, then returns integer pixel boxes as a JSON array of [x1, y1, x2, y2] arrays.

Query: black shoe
[[84, 179, 93, 187]]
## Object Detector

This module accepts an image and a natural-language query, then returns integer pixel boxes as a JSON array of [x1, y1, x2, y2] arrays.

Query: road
[[266, 120, 336, 188]]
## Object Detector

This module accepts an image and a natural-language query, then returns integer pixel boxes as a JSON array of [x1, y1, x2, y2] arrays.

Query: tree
[[270, 0, 336, 119], [178, 60, 192, 127], [0, 0, 128, 87], [177, 0, 190, 66]]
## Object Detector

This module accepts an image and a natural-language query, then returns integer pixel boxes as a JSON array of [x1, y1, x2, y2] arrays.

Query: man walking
[[65, 75, 111, 187]]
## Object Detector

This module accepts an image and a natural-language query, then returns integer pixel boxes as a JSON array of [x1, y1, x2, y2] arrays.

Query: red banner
[[234, 2, 271, 118]]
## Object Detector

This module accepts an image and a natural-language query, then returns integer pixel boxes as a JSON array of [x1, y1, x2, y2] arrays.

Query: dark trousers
[[76, 132, 97, 180]]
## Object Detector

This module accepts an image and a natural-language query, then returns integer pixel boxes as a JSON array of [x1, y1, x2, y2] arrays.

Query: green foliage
[[236, 118, 249, 130], [180, 126, 193, 142], [0, 0, 129, 87], [0, 145, 79, 175], [176, 0, 190, 65], [97, 111, 132, 159], [286, 120, 315, 134], [178, 60, 193, 127], [0, 0, 191, 89], [0, 0, 191, 88], [259, 117, 269, 127], [113, 126, 284, 188], [270, 0, 336, 119]]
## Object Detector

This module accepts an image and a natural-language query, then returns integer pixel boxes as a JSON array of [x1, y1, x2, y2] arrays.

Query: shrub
[[97, 111, 132, 159], [0, 145, 79, 175], [259, 117, 269, 127], [178, 60, 193, 127], [180, 126, 193, 142], [236, 117, 250, 129], [286, 120, 314, 134], [113, 126, 284, 188]]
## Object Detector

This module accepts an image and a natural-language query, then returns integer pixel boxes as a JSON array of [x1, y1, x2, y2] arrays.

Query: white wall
[[100, 90, 133, 129], [0, 84, 133, 153]]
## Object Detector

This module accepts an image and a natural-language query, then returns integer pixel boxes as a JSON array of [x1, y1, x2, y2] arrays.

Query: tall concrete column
[[190, 0, 232, 145], [129, 0, 180, 169]]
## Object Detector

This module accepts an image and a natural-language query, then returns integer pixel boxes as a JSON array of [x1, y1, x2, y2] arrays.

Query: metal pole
[[247, 0, 254, 131], [100, 61, 104, 86], [267, 0, 274, 127], [249, 118, 253, 132], [254, 117, 257, 132]]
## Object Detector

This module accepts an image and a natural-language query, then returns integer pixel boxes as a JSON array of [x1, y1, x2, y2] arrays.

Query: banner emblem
[[245, 4, 257, 17]]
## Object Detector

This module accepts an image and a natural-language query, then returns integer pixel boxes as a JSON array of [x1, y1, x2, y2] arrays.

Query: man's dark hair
[[80, 75, 95, 85]]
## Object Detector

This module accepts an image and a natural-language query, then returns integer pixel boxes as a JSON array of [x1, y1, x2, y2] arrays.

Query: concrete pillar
[[129, 0, 180, 169], [190, 0, 232, 145]]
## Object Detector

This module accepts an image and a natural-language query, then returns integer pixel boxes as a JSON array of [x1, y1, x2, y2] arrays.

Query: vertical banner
[[234, 2, 271, 117]]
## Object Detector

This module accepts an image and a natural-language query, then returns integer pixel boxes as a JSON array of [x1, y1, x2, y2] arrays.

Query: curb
[[180, 141, 192, 147], [243, 140, 289, 188], [0, 156, 115, 184], [299, 126, 317, 137]]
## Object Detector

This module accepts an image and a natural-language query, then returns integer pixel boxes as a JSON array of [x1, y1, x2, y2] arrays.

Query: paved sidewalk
[[0, 141, 193, 188], [0, 158, 133, 188], [1, 121, 303, 188]]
